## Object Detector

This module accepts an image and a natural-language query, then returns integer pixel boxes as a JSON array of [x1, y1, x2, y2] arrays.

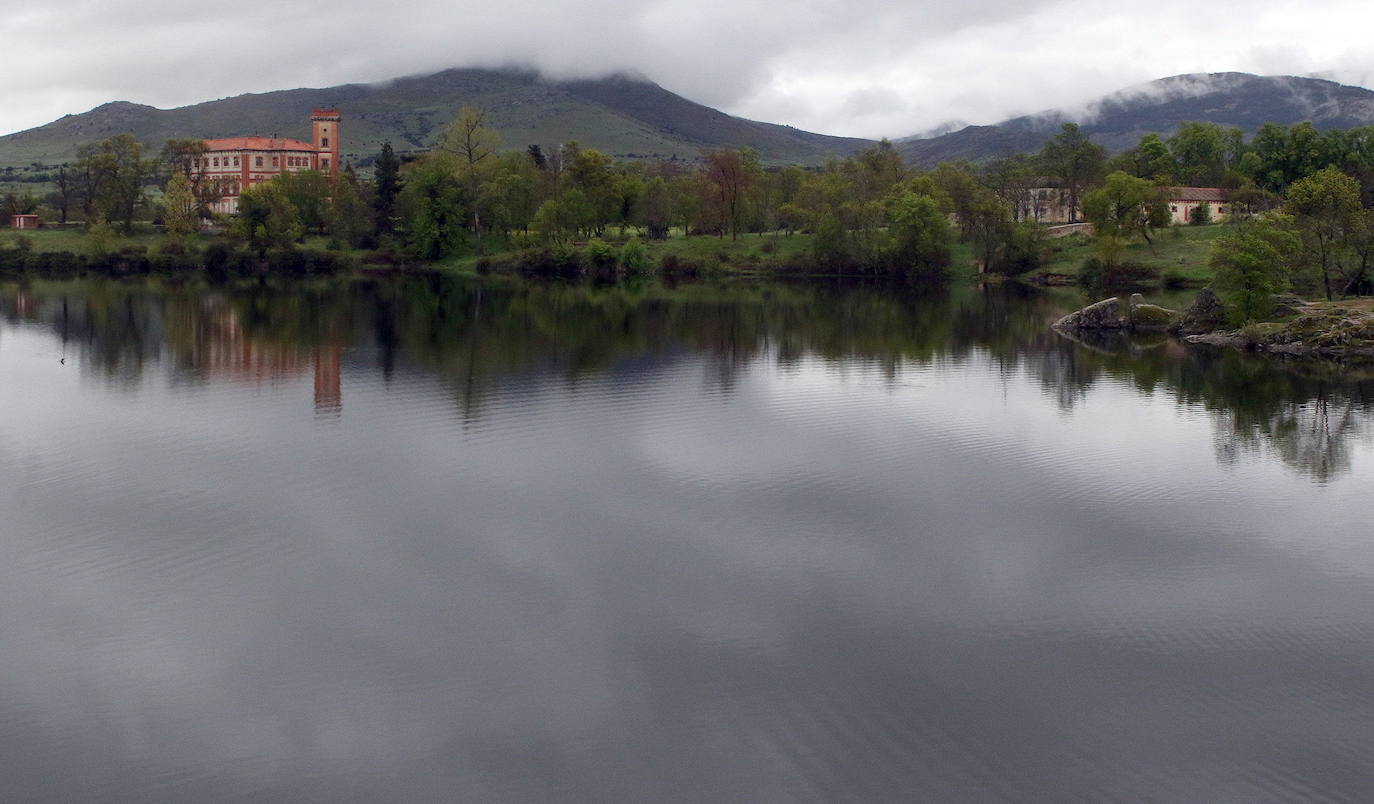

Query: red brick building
[[197, 108, 341, 214]]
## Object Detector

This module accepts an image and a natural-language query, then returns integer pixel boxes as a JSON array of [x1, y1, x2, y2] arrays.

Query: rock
[[1271, 294, 1306, 319], [1131, 303, 1178, 329], [1053, 297, 1129, 331], [1172, 288, 1228, 335]]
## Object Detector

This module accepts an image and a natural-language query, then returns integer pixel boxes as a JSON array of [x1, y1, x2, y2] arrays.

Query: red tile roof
[[1161, 187, 1229, 202], [203, 136, 317, 152]]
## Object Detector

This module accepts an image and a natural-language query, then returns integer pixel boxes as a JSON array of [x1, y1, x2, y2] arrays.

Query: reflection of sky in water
[[1, 286, 1373, 801]]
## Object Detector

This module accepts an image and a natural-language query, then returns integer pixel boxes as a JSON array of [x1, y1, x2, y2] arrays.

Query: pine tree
[[373, 142, 402, 234]]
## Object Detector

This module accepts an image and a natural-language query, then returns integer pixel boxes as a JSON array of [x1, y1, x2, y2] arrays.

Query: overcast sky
[[3, 0, 1373, 139]]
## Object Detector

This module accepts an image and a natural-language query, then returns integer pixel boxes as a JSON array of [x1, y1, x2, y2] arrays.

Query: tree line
[[7, 109, 1374, 294]]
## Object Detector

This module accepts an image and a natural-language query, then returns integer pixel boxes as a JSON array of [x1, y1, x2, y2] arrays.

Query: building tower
[[311, 108, 341, 175]]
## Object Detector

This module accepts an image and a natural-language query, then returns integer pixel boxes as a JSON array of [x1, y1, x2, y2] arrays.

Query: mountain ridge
[[897, 72, 1374, 167], [0, 68, 873, 169]]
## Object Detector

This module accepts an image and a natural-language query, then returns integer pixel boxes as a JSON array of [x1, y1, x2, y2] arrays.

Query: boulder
[[1131, 303, 1178, 329], [1271, 294, 1306, 319], [1171, 288, 1228, 335], [1053, 297, 1129, 331]]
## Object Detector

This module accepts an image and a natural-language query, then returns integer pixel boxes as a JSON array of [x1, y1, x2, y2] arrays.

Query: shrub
[[619, 238, 649, 272], [1189, 203, 1212, 226], [585, 238, 616, 266]]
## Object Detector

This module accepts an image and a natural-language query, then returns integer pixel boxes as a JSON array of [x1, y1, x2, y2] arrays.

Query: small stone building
[[10, 214, 39, 229], [1161, 187, 1230, 225]]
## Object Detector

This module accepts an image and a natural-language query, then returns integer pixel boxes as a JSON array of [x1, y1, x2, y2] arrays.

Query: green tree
[[233, 180, 302, 254], [327, 172, 373, 248], [1286, 167, 1363, 299], [1168, 122, 1236, 186], [275, 170, 332, 233], [440, 106, 501, 250], [1210, 215, 1301, 323], [929, 162, 981, 238], [75, 134, 154, 233], [886, 192, 954, 278], [372, 142, 403, 234], [162, 171, 199, 237], [398, 155, 468, 260], [1038, 123, 1106, 222], [1082, 171, 1170, 251], [1110, 133, 1175, 182]]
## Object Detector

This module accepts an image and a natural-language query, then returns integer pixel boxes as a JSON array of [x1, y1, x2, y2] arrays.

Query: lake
[[1, 275, 1371, 802]]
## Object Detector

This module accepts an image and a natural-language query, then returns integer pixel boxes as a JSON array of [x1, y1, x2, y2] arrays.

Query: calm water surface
[[1, 276, 1371, 802]]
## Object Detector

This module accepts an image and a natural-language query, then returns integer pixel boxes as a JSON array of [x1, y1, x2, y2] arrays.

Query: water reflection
[[2, 276, 1372, 480], [2, 275, 1373, 801]]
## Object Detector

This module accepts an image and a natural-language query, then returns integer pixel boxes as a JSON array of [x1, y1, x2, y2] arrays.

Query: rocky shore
[[1054, 291, 1374, 360]]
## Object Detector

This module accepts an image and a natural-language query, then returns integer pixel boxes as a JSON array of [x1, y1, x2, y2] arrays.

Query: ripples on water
[[1, 277, 1372, 802]]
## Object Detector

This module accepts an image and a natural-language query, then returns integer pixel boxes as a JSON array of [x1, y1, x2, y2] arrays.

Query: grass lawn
[[1035, 223, 1228, 284], [2, 225, 193, 254]]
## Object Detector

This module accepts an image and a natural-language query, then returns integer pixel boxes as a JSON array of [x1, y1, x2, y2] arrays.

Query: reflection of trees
[[4, 276, 1372, 481], [1215, 390, 1367, 482], [1036, 322, 1374, 482]]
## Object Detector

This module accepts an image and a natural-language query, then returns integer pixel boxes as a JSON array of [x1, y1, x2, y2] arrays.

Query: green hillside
[[0, 68, 872, 171]]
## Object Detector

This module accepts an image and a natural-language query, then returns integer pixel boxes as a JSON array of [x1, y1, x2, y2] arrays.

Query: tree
[[1110, 133, 1174, 182], [233, 180, 302, 254], [275, 170, 332, 233], [638, 177, 673, 239], [398, 155, 468, 260], [886, 192, 954, 278], [965, 186, 1015, 272], [439, 106, 501, 250], [75, 134, 154, 232], [1210, 215, 1301, 323], [327, 172, 373, 248], [487, 151, 541, 238], [704, 149, 756, 240], [1286, 167, 1363, 299], [159, 138, 220, 216], [48, 165, 78, 224], [372, 142, 403, 234], [162, 171, 199, 237], [929, 162, 981, 237], [1082, 171, 1170, 249], [1038, 123, 1106, 222], [1169, 122, 1236, 186]]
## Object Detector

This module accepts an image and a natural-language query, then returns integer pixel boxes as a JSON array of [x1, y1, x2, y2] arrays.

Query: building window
[[213, 157, 219, 167], [322, 137, 329, 148], [255, 156, 263, 167], [1170, 205, 1177, 213], [234, 157, 240, 166]]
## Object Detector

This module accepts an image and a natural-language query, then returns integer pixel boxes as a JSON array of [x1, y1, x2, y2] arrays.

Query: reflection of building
[[190, 296, 342, 415], [197, 109, 342, 214], [313, 344, 342, 414]]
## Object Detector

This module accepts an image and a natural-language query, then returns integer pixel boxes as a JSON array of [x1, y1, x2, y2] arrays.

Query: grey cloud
[[3, 0, 1374, 139]]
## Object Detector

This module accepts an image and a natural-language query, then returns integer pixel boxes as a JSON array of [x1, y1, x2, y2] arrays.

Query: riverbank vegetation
[[4, 110, 1374, 310]]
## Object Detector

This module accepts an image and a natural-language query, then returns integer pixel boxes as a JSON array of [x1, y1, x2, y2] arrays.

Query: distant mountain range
[[896, 73, 1374, 167], [0, 68, 871, 169], [4, 69, 1374, 172]]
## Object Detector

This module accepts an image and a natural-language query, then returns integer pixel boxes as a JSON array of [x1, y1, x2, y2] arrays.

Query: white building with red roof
[[197, 109, 341, 214], [1160, 187, 1231, 225]]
